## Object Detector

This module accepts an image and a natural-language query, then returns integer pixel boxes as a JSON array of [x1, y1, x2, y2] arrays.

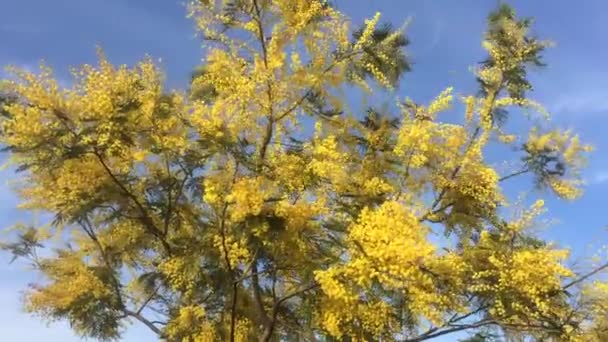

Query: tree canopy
[[1, 1, 607, 341]]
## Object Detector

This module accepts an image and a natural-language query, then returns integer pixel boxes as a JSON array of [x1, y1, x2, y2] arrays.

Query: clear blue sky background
[[1, 0, 607, 340]]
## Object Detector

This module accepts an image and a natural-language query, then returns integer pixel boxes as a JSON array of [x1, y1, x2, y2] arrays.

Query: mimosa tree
[[1, 1, 607, 341]]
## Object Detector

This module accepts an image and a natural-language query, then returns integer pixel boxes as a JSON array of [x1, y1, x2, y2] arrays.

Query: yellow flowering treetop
[[1, 2, 606, 341]]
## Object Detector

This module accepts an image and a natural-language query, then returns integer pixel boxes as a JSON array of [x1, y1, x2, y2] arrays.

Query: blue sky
[[1, 0, 608, 340]]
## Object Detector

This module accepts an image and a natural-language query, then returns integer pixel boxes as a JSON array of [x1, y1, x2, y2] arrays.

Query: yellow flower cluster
[[158, 256, 201, 298], [394, 89, 464, 172], [548, 177, 581, 200], [202, 160, 237, 207], [526, 128, 569, 153], [346, 201, 435, 286], [308, 132, 349, 183], [226, 176, 275, 222], [17, 156, 108, 216], [360, 176, 394, 196], [97, 220, 147, 265], [26, 254, 112, 314], [353, 12, 381, 50], [505, 199, 546, 233], [212, 234, 250, 267], [268, 152, 311, 192], [463, 95, 477, 124], [526, 127, 592, 199], [467, 230, 573, 319], [275, 198, 325, 233], [449, 162, 502, 209], [165, 305, 217, 342], [318, 298, 396, 339], [315, 201, 467, 337], [476, 65, 503, 90], [394, 121, 435, 167], [494, 96, 548, 119], [234, 318, 252, 342], [427, 87, 454, 116], [275, 0, 327, 32], [0, 2, 600, 341], [566, 281, 608, 341]]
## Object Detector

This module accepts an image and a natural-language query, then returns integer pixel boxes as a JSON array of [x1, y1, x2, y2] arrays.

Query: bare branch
[[123, 309, 163, 336], [564, 261, 608, 290], [499, 168, 530, 182]]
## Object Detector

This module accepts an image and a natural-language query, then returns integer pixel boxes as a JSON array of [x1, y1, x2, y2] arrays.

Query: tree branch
[[499, 168, 530, 182], [564, 261, 608, 290], [260, 283, 319, 342], [252, 261, 272, 329], [77, 218, 163, 337], [408, 319, 498, 341], [77, 218, 124, 305], [123, 309, 163, 336], [92, 150, 172, 254], [413, 304, 489, 341], [418, 85, 502, 223], [135, 285, 160, 315]]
